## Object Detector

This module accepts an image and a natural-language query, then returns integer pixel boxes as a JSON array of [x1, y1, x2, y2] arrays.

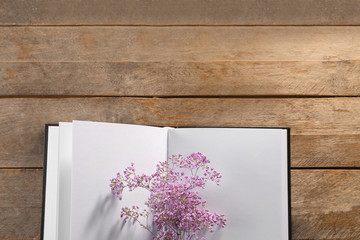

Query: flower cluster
[[110, 152, 226, 240]]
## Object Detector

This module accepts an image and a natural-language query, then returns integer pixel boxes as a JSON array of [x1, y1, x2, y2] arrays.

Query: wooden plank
[[0, 97, 358, 168], [293, 135, 360, 168], [0, 169, 42, 240], [1, 169, 360, 239], [1, 0, 360, 26], [0, 207, 41, 240], [0, 169, 43, 208], [2, 27, 360, 62], [1, 61, 360, 96], [291, 170, 360, 239]]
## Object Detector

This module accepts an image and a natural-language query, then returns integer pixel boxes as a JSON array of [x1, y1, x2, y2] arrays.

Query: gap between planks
[[0, 95, 359, 99], [3, 25, 360, 27]]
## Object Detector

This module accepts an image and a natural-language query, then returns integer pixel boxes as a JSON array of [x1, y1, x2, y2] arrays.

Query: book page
[[58, 122, 73, 240], [70, 121, 168, 240], [43, 126, 59, 240], [167, 128, 289, 240]]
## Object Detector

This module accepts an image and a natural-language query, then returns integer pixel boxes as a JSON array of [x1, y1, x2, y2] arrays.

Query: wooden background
[[0, 1, 359, 239]]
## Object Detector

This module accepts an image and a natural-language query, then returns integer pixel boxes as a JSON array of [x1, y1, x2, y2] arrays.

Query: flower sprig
[[110, 152, 226, 240]]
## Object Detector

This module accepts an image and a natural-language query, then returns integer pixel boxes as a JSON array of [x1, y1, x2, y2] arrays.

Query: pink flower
[[109, 153, 226, 240]]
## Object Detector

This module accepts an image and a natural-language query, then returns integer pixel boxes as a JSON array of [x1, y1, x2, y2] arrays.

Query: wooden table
[[0, 1, 359, 239]]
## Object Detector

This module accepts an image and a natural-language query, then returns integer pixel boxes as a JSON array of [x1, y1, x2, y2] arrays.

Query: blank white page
[[58, 122, 73, 240], [43, 126, 59, 240], [70, 121, 168, 240], [167, 128, 289, 240]]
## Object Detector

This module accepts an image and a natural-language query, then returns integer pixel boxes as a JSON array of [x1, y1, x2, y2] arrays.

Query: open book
[[41, 121, 291, 240]]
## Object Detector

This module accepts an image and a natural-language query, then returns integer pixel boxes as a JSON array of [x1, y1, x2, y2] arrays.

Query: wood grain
[[291, 170, 360, 239], [0, 207, 41, 240], [0, 97, 358, 168], [0, 169, 42, 240], [292, 135, 360, 168], [1, 61, 360, 96], [0, 169, 43, 208], [3, 27, 360, 62], [1, 0, 360, 26], [1, 169, 359, 239]]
